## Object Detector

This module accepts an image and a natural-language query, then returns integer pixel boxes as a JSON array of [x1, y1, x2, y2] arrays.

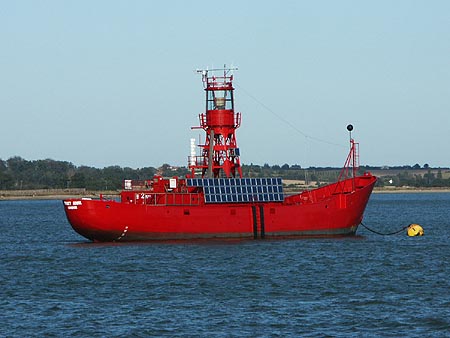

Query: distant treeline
[[1, 156, 450, 190]]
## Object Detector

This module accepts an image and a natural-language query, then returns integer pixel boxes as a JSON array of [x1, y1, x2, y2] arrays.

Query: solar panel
[[186, 177, 284, 204]]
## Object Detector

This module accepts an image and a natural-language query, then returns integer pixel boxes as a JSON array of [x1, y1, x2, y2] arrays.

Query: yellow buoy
[[407, 223, 424, 236]]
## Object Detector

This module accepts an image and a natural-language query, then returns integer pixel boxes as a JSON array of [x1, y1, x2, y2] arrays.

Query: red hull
[[63, 175, 376, 242]]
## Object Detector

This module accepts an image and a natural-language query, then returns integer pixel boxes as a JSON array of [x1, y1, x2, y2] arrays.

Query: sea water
[[0, 194, 449, 337]]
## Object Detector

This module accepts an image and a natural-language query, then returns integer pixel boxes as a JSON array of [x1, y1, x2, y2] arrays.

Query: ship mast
[[334, 124, 360, 193], [189, 67, 243, 178]]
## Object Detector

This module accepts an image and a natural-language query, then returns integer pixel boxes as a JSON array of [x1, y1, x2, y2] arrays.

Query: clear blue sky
[[1, 1, 449, 169]]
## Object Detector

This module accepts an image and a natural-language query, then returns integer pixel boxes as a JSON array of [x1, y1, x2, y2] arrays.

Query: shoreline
[[0, 189, 118, 201], [2, 186, 450, 201], [373, 187, 450, 193]]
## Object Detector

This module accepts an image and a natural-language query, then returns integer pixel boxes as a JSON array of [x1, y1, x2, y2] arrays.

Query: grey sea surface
[[1, 193, 449, 337]]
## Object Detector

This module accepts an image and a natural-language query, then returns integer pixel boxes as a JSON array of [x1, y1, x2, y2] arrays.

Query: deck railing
[[130, 192, 202, 206]]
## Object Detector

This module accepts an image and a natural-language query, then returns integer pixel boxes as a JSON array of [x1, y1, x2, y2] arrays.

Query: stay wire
[[235, 83, 346, 149], [360, 222, 409, 236]]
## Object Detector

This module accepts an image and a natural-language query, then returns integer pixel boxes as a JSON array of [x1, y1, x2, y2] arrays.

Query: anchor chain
[[360, 222, 410, 236]]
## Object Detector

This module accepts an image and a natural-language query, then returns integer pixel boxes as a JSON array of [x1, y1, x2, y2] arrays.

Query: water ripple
[[1, 196, 450, 337]]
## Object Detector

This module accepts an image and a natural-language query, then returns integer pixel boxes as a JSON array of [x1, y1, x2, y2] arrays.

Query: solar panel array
[[186, 177, 284, 204]]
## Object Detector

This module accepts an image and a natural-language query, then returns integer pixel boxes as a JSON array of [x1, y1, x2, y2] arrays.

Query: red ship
[[63, 68, 376, 242]]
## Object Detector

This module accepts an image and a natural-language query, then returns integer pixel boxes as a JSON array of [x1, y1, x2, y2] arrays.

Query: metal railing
[[132, 192, 202, 206]]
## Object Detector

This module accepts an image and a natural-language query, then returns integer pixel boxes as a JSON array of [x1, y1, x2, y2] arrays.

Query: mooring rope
[[360, 222, 409, 236]]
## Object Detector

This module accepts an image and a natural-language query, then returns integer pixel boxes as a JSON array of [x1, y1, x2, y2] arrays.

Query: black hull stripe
[[252, 206, 257, 239], [259, 205, 265, 239]]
